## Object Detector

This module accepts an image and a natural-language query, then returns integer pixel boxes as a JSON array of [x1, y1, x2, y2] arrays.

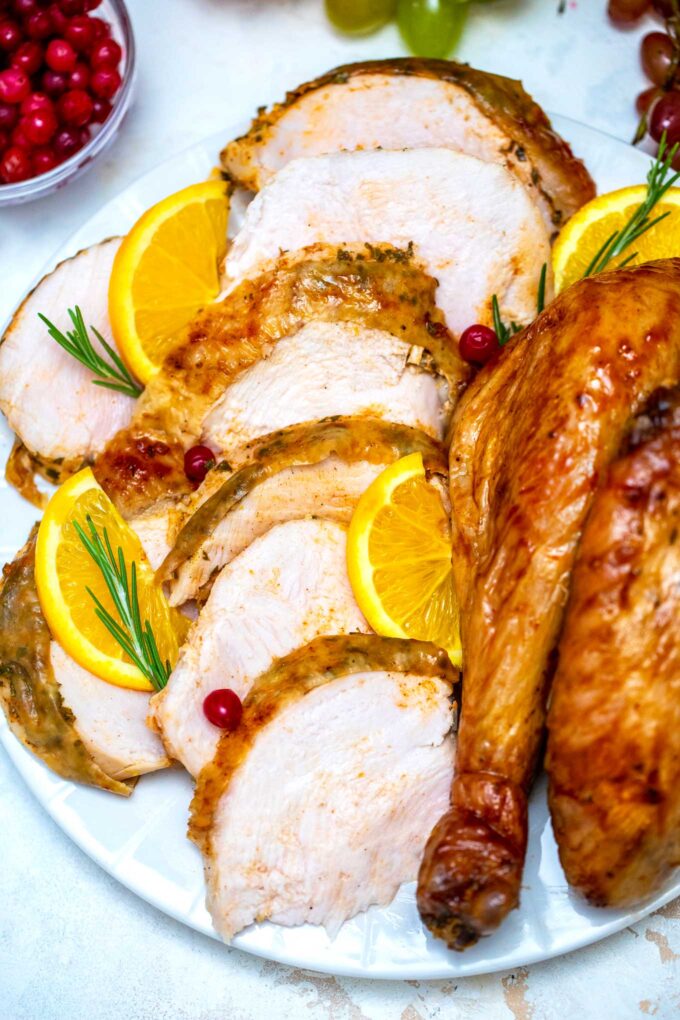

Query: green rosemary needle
[[492, 294, 521, 347], [38, 306, 142, 399], [74, 515, 171, 692], [582, 136, 680, 279]]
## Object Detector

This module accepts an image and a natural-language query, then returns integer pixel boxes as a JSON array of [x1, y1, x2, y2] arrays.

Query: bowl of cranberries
[[0, 0, 135, 204]]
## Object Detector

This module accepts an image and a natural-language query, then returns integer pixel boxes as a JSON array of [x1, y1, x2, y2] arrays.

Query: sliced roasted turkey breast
[[150, 519, 369, 777], [160, 417, 447, 606], [224, 149, 552, 336], [221, 59, 594, 233], [95, 245, 463, 518], [189, 635, 456, 941], [0, 239, 135, 474], [50, 643, 168, 780], [201, 321, 449, 460]]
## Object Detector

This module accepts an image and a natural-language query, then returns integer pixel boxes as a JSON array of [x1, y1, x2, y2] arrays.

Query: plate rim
[[2, 114, 678, 981]]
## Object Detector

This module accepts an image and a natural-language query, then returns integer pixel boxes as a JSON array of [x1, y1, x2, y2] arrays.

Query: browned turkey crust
[[157, 416, 447, 589], [0, 533, 131, 796], [547, 387, 680, 907], [188, 634, 457, 854], [416, 260, 680, 950], [94, 244, 464, 518], [221, 58, 595, 231]]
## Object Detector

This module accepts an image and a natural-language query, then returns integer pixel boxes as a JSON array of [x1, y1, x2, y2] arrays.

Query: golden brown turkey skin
[[546, 387, 680, 907], [417, 260, 680, 949]]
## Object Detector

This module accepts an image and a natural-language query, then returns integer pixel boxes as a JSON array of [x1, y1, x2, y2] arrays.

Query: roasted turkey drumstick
[[547, 386, 680, 907], [417, 260, 680, 949]]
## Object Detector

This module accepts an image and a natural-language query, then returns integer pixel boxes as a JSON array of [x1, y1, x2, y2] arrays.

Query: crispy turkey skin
[[417, 260, 680, 949], [547, 387, 680, 907]]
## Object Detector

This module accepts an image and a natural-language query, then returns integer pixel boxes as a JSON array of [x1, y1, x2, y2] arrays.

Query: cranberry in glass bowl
[[0, 0, 136, 205]]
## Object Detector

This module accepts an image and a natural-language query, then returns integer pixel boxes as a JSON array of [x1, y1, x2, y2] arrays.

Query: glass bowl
[[0, 0, 136, 206]]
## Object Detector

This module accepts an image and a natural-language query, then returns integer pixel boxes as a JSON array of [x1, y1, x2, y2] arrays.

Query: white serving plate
[[1, 118, 678, 981]]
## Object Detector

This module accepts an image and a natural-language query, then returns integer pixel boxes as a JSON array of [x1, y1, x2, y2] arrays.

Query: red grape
[[650, 89, 680, 144], [641, 31, 675, 86], [608, 0, 652, 25], [636, 84, 663, 116]]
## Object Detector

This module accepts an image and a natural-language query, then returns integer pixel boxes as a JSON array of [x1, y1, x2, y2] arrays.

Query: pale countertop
[[1, 1, 679, 1017]]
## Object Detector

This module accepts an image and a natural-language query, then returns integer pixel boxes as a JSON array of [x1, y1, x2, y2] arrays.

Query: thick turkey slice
[[0, 239, 135, 475], [95, 246, 463, 518], [50, 643, 168, 780], [201, 321, 449, 460], [0, 534, 131, 795], [221, 58, 594, 232], [224, 149, 551, 335], [149, 519, 369, 777], [189, 635, 456, 941], [160, 417, 447, 605]]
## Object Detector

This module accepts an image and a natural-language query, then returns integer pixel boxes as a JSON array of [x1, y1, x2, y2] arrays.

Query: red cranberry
[[10, 119, 30, 147], [90, 66, 120, 99], [202, 688, 243, 731], [90, 38, 121, 68], [53, 123, 82, 158], [13, 0, 37, 16], [21, 105, 56, 144], [0, 67, 30, 103], [45, 37, 77, 73], [459, 323, 501, 366], [65, 14, 94, 51], [33, 145, 58, 173], [42, 68, 67, 96], [68, 61, 89, 89], [0, 143, 31, 182], [650, 91, 680, 146], [21, 90, 52, 114], [0, 19, 22, 52], [58, 0, 84, 14], [184, 444, 215, 483], [57, 87, 91, 125], [25, 10, 52, 40], [47, 3, 68, 33], [11, 40, 42, 75], [83, 0, 102, 9], [0, 98, 18, 128], [90, 95, 109, 122], [88, 15, 108, 40]]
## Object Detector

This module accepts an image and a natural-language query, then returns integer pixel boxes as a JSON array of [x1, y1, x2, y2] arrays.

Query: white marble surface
[[1, 0, 679, 1017]]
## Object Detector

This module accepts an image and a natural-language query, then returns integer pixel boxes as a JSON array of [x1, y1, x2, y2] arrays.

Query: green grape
[[397, 0, 468, 58], [325, 0, 397, 35]]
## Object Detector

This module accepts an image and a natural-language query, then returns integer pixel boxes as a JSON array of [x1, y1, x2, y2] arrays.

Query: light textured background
[[1, 1, 678, 1017]]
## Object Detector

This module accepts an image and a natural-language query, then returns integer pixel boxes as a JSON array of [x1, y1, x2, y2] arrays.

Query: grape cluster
[[608, 0, 680, 155], [324, 0, 499, 60]]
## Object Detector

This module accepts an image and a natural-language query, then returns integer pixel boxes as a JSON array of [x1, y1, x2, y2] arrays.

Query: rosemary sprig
[[492, 294, 521, 347], [582, 136, 680, 278], [536, 262, 547, 315], [74, 515, 171, 692], [39, 306, 142, 399]]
